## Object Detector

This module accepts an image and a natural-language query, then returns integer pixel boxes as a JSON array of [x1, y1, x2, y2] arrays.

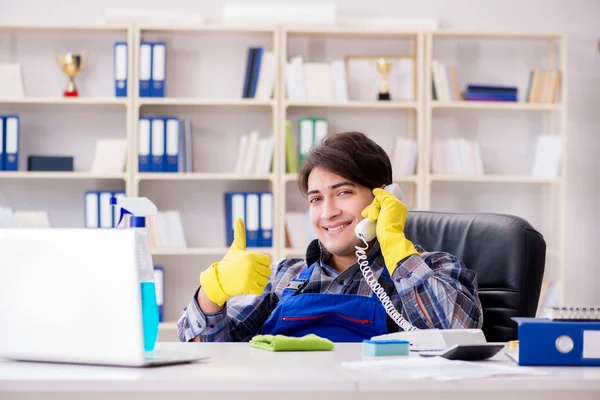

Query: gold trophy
[[376, 58, 392, 100], [56, 51, 87, 97]]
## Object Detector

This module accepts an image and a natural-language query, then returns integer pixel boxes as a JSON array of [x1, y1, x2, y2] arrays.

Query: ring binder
[[544, 306, 600, 321]]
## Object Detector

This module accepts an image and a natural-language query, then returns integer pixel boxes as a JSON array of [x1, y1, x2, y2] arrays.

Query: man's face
[[307, 167, 374, 262]]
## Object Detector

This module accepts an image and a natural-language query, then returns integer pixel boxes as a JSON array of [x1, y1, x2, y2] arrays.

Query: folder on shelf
[[114, 41, 128, 97], [313, 118, 328, 145], [111, 191, 126, 227], [151, 118, 165, 172], [3, 115, 19, 171], [249, 47, 263, 98], [0, 116, 4, 171], [245, 193, 260, 248], [242, 48, 256, 98], [99, 192, 114, 228], [225, 192, 246, 246], [151, 42, 166, 97], [84, 191, 100, 228], [139, 42, 152, 97], [154, 266, 165, 323], [298, 118, 314, 168], [513, 317, 600, 366], [259, 192, 273, 247], [164, 117, 179, 173], [138, 117, 151, 172]]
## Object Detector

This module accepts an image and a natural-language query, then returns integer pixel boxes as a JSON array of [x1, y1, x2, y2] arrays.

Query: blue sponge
[[362, 339, 410, 356]]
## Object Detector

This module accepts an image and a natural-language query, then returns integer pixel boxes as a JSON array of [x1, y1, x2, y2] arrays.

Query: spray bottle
[[110, 196, 159, 352]]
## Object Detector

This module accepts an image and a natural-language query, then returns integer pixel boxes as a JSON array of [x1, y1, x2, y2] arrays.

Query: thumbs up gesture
[[200, 218, 273, 306]]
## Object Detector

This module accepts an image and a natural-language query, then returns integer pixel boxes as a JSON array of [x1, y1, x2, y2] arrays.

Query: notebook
[[544, 306, 600, 321]]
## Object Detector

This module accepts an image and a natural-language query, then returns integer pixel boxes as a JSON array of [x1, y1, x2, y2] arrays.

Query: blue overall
[[261, 263, 390, 342]]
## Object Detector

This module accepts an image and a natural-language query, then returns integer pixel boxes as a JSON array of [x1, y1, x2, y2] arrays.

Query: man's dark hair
[[298, 131, 393, 197]]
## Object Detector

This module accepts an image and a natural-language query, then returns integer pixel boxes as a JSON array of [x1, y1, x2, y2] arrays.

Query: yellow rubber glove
[[361, 188, 419, 275], [200, 218, 272, 306]]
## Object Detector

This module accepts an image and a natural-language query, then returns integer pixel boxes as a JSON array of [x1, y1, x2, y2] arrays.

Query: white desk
[[1, 343, 599, 400]]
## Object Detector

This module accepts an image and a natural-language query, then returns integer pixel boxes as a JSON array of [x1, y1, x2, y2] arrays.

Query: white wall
[[1, 0, 599, 306]]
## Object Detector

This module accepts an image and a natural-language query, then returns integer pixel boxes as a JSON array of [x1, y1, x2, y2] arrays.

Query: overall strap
[[280, 263, 317, 300]]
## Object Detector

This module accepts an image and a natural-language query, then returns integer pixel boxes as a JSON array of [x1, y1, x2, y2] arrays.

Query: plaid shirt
[[177, 240, 483, 342]]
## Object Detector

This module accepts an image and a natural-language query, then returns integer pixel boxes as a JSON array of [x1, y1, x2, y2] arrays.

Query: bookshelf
[[0, 23, 567, 335], [423, 30, 566, 306]]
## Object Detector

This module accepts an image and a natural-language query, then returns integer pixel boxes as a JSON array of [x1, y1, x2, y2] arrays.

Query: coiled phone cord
[[355, 236, 418, 332]]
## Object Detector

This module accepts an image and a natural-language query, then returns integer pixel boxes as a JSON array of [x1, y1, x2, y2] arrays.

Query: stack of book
[[463, 84, 518, 102], [233, 131, 275, 175], [526, 69, 561, 103], [286, 56, 348, 102], [431, 138, 484, 175]]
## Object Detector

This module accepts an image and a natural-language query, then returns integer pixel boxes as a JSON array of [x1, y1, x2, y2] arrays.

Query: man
[[178, 131, 483, 342]]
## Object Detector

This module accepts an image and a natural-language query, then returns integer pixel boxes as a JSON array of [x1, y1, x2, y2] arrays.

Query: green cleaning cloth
[[249, 334, 335, 352]]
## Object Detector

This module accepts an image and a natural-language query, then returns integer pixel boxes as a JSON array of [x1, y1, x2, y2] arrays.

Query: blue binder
[[245, 192, 260, 248], [513, 317, 600, 366], [224, 192, 246, 246], [151, 42, 166, 97], [150, 118, 165, 172], [0, 116, 4, 171], [259, 192, 273, 247], [138, 117, 152, 172], [114, 42, 128, 97], [139, 42, 152, 97], [164, 117, 179, 173], [242, 48, 255, 98], [249, 47, 263, 98], [3, 115, 19, 171]]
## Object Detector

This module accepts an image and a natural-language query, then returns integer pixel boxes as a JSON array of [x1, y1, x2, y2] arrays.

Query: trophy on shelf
[[376, 58, 392, 100], [56, 51, 87, 97]]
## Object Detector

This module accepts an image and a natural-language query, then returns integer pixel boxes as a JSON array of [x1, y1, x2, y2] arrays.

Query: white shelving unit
[[423, 30, 566, 305], [0, 23, 133, 228], [0, 24, 566, 333]]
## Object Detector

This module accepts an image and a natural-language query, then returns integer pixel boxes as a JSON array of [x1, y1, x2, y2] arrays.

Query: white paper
[[341, 357, 547, 381]]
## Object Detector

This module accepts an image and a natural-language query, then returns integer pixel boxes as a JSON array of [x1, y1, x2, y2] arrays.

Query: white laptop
[[0, 228, 207, 367]]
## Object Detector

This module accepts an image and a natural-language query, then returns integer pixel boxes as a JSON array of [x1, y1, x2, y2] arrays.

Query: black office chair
[[404, 211, 546, 343]]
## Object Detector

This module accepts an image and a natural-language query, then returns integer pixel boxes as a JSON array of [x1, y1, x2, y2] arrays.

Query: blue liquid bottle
[[111, 197, 159, 352]]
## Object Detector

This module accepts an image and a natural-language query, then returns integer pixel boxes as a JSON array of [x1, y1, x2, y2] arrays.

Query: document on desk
[[341, 357, 547, 381]]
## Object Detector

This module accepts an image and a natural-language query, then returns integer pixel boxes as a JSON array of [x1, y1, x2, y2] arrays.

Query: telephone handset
[[354, 183, 404, 242], [354, 183, 418, 332]]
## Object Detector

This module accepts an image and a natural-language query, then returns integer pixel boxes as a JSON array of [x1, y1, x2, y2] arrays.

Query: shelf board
[[429, 174, 560, 184], [137, 173, 275, 181], [285, 100, 419, 110], [0, 24, 130, 33], [151, 247, 273, 256], [138, 98, 275, 107], [431, 30, 563, 40], [431, 101, 562, 111], [0, 172, 127, 180], [0, 98, 128, 107], [284, 26, 419, 38], [140, 25, 277, 34]]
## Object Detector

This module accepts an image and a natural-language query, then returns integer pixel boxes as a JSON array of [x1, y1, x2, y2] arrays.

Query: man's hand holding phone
[[199, 218, 272, 308], [361, 188, 419, 275]]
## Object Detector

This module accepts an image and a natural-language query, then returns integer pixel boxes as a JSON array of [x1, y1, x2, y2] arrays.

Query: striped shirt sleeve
[[391, 252, 483, 330]]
